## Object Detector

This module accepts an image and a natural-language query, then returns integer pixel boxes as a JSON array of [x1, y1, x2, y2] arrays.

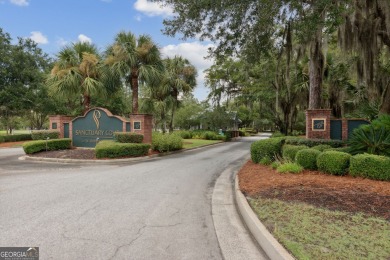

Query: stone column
[[305, 109, 331, 140], [130, 114, 153, 144]]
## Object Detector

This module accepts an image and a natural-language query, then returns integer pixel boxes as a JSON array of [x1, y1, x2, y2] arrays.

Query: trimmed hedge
[[23, 139, 72, 154], [311, 144, 332, 152], [114, 132, 143, 143], [296, 149, 321, 170], [350, 154, 390, 181], [251, 137, 285, 163], [0, 134, 32, 143], [31, 130, 60, 140], [152, 132, 183, 152], [317, 151, 351, 175], [95, 140, 150, 159], [282, 145, 308, 161], [285, 138, 343, 148]]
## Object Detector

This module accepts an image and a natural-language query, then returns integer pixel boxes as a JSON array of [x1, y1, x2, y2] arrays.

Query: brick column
[[305, 109, 331, 140], [130, 114, 153, 144], [49, 115, 74, 138], [341, 118, 348, 141]]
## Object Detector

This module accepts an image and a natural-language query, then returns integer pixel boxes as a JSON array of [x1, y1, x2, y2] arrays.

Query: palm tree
[[105, 31, 163, 114], [163, 56, 197, 132], [47, 42, 108, 113]]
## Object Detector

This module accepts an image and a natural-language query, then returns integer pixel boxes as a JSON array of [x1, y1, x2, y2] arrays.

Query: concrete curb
[[234, 176, 295, 260], [18, 140, 228, 164]]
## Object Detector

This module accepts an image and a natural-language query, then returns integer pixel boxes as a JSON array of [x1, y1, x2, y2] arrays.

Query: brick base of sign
[[130, 114, 153, 144], [48, 115, 74, 138], [305, 109, 331, 140]]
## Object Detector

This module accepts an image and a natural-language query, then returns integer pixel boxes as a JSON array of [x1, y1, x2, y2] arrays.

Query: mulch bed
[[238, 161, 390, 221], [28, 148, 159, 160]]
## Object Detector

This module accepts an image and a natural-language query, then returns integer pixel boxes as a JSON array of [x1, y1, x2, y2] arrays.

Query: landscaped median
[[239, 137, 390, 259], [20, 130, 228, 160]]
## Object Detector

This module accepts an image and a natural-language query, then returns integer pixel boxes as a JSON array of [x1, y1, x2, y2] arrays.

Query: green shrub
[[317, 151, 351, 175], [285, 138, 344, 148], [223, 131, 232, 141], [282, 145, 308, 161], [114, 132, 143, 143], [250, 137, 285, 163], [0, 134, 32, 143], [350, 154, 390, 181], [324, 146, 351, 153], [23, 139, 72, 154], [277, 162, 303, 174], [296, 149, 321, 170], [260, 157, 273, 165], [271, 161, 281, 169], [348, 126, 390, 156], [371, 113, 390, 131], [271, 132, 285, 138], [175, 130, 193, 139], [311, 144, 332, 152], [152, 132, 183, 152], [31, 130, 60, 140], [95, 140, 150, 158]]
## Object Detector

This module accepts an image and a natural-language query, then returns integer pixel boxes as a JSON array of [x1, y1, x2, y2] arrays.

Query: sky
[[0, 0, 214, 101]]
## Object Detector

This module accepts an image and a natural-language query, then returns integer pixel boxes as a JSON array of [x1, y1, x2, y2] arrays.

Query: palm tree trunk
[[83, 94, 91, 113], [131, 69, 139, 114]]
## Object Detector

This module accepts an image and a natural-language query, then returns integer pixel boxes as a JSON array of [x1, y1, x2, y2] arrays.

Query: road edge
[[234, 174, 295, 260]]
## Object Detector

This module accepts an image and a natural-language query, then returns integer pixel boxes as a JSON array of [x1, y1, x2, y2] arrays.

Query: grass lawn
[[0, 130, 31, 135], [249, 198, 390, 260], [183, 139, 222, 149]]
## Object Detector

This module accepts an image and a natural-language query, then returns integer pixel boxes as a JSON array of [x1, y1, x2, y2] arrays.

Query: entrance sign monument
[[72, 108, 127, 147], [49, 107, 152, 148]]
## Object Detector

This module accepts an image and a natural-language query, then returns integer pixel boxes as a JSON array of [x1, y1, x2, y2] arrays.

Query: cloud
[[56, 37, 68, 47], [10, 0, 29, 6], [161, 42, 215, 101], [134, 14, 142, 22], [134, 0, 173, 17], [78, 34, 92, 43], [29, 31, 48, 44]]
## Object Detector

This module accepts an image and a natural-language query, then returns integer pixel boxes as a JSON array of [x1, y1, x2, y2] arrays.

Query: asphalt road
[[0, 137, 267, 259]]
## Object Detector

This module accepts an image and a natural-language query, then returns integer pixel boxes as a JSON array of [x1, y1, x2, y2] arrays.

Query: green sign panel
[[312, 119, 326, 131], [72, 108, 125, 147]]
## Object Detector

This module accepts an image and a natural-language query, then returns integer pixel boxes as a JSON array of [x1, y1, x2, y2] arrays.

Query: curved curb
[[18, 140, 227, 164], [234, 175, 295, 260]]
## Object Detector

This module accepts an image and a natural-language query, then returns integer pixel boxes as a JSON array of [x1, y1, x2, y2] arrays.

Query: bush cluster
[[114, 132, 143, 143], [251, 137, 285, 163], [152, 132, 183, 152], [282, 145, 308, 161], [175, 130, 193, 139], [31, 130, 60, 140], [23, 139, 72, 154], [277, 162, 303, 174], [350, 154, 390, 181], [285, 138, 343, 148], [95, 140, 150, 159], [295, 149, 321, 170], [317, 151, 351, 175], [0, 134, 32, 143], [311, 144, 332, 152]]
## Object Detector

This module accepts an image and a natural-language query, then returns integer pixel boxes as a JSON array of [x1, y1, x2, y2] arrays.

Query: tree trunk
[[169, 90, 179, 133], [380, 84, 390, 114], [131, 69, 139, 114], [83, 94, 90, 113], [308, 32, 324, 109]]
